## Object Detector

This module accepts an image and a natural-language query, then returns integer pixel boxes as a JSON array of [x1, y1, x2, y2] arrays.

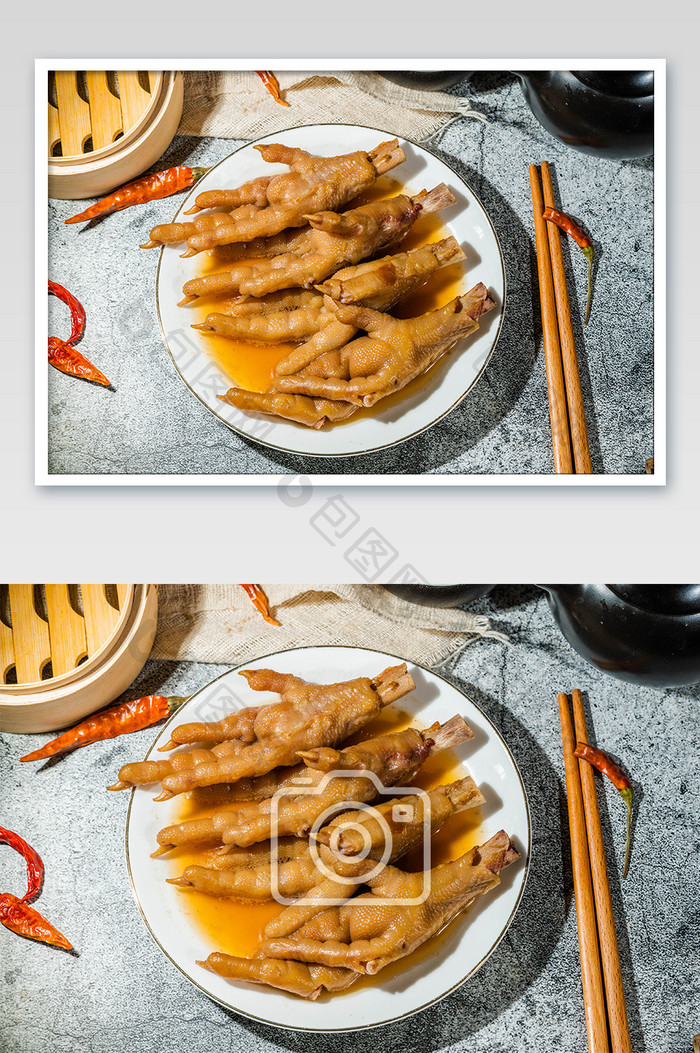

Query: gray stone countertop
[[2, 586, 697, 1052], [47, 73, 654, 477]]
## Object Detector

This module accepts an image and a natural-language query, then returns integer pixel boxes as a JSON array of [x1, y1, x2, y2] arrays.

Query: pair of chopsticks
[[558, 690, 631, 1053], [530, 164, 592, 474]]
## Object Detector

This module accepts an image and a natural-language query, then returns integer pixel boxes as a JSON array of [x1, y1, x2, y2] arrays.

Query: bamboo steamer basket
[[48, 71, 184, 200], [0, 584, 158, 734]]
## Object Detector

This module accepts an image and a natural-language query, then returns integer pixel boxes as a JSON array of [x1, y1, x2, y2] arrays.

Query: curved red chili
[[543, 206, 595, 325], [48, 280, 86, 345], [574, 742, 633, 878], [65, 166, 210, 225], [0, 829, 72, 950], [0, 827, 44, 902], [47, 280, 112, 387]]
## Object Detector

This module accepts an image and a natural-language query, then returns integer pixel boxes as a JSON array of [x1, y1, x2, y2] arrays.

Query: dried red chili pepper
[[47, 280, 111, 387], [0, 828, 71, 950], [48, 336, 111, 387], [239, 584, 280, 626], [574, 741, 633, 878], [48, 280, 86, 345], [0, 894, 72, 950], [0, 827, 44, 902], [256, 71, 290, 107], [20, 695, 188, 763], [543, 206, 594, 325], [65, 166, 210, 225]]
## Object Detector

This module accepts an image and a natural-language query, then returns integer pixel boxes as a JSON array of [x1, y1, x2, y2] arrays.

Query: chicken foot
[[216, 236, 467, 429], [142, 138, 404, 251], [214, 716, 473, 848], [198, 954, 357, 1000], [166, 775, 482, 899], [273, 234, 465, 375], [202, 831, 517, 998], [196, 237, 463, 352], [272, 282, 495, 408], [261, 830, 518, 974], [182, 140, 405, 251], [147, 664, 415, 798], [166, 663, 412, 749], [318, 773, 483, 858], [218, 389, 359, 429], [114, 663, 411, 791], [178, 185, 455, 305]]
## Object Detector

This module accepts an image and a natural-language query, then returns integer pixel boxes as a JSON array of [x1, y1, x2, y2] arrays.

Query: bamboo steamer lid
[[0, 584, 158, 734], [48, 71, 184, 200]]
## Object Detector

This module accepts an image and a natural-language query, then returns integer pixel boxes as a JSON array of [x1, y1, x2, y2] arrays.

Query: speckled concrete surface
[[2, 586, 696, 1052], [47, 73, 654, 477]]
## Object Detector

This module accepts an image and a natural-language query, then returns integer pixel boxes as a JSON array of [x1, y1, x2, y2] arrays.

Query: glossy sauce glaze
[[186, 174, 467, 400], [163, 706, 484, 965]]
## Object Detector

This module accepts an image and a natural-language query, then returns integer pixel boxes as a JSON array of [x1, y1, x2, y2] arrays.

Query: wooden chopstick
[[572, 689, 632, 1053], [558, 692, 610, 1053], [540, 164, 593, 474], [529, 165, 573, 474]]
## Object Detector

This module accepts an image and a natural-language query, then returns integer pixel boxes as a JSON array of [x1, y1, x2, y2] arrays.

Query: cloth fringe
[[178, 71, 484, 143], [152, 584, 506, 670]]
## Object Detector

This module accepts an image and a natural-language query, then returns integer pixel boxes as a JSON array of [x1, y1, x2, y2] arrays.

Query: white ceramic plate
[[156, 125, 505, 458], [126, 645, 529, 1032]]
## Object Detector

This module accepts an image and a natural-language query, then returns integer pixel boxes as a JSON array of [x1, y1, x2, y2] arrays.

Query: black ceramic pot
[[514, 71, 654, 159], [538, 585, 700, 687], [384, 585, 495, 608]]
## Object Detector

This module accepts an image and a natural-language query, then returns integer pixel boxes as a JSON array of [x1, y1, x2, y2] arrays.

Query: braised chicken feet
[[194, 238, 463, 357], [165, 776, 483, 900], [200, 831, 518, 998], [184, 140, 405, 251], [273, 283, 495, 408], [112, 664, 414, 796], [144, 140, 405, 252], [178, 185, 455, 304], [260, 831, 518, 974], [274, 235, 465, 376], [218, 389, 359, 429], [200, 953, 356, 999], [211, 716, 472, 847]]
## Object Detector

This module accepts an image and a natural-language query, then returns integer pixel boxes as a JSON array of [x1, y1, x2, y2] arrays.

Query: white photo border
[[36, 58, 666, 487]]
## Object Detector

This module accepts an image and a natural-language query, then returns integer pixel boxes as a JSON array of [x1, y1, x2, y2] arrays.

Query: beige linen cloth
[[178, 71, 484, 143], [153, 585, 506, 670]]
